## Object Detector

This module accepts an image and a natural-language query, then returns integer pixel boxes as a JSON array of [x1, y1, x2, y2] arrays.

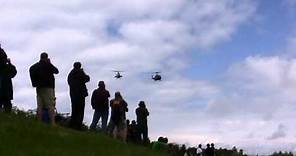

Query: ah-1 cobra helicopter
[[113, 70, 123, 79], [152, 72, 162, 81]]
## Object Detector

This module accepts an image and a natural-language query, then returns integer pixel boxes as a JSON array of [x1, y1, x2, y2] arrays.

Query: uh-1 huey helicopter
[[113, 70, 124, 79], [152, 72, 162, 81]]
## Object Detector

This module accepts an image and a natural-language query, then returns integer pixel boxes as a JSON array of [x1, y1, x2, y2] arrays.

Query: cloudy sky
[[1, 0, 296, 154]]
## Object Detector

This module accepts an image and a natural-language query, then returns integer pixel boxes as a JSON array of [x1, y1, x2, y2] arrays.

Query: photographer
[[67, 62, 90, 130], [0, 46, 17, 112], [29, 52, 59, 126]]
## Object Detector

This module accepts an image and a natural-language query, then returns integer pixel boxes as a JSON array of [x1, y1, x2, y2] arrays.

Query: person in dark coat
[[135, 101, 150, 143], [204, 144, 210, 156], [29, 52, 59, 126], [67, 62, 90, 130], [128, 120, 140, 143], [90, 81, 110, 131], [0, 46, 17, 112], [204, 144, 213, 156], [210, 143, 215, 156]]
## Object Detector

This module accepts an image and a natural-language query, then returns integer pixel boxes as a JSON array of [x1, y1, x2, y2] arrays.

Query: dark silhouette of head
[[211, 143, 215, 148], [138, 101, 146, 108], [0, 45, 7, 65], [98, 81, 105, 89], [115, 91, 122, 100], [126, 119, 130, 125], [40, 52, 48, 60], [163, 137, 168, 144], [158, 137, 164, 142], [0, 44, 4, 52], [73, 62, 81, 69], [207, 144, 210, 148], [198, 144, 202, 148], [181, 144, 186, 150]]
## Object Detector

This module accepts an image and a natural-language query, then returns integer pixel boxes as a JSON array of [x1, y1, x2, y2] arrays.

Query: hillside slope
[[0, 112, 167, 156]]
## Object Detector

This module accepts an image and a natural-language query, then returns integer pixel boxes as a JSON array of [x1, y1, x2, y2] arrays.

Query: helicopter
[[152, 72, 162, 81], [113, 71, 123, 79]]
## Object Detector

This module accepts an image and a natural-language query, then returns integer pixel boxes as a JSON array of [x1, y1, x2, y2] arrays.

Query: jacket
[[0, 63, 17, 100], [91, 88, 110, 111], [110, 99, 128, 124], [29, 60, 59, 88], [67, 68, 90, 97], [136, 106, 149, 126]]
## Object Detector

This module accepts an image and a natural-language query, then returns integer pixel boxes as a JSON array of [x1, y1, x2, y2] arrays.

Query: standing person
[[196, 144, 204, 156], [204, 144, 211, 156], [129, 120, 139, 143], [90, 81, 110, 132], [67, 62, 90, 130], [29, 52, 59, 126], [210, 143, 215, 156], [152, 137, 168, 152], [179, 145, 187, 156], [108, 92, 128, 141], [0, 46, 17, 112], [135, 101, 149, 143], [184, 149, 190, 156]]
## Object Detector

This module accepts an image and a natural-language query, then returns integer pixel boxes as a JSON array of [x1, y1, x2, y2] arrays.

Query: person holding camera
[[29, 52, 59, 126], [67, 62, 90, 130], [0, 45, 17, 112]]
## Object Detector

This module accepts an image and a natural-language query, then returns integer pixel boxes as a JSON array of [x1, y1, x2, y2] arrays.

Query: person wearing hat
[[135, 101, 150, 143], [29, 52, 58, 126], [67, 62, 90, 130], [0, 45, 17, 112], [90, 81, 110, 132]]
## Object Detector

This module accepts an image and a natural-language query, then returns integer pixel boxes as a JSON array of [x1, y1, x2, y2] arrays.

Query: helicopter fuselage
[[152, 74, 161, 81], [114, 72, 123, 79]]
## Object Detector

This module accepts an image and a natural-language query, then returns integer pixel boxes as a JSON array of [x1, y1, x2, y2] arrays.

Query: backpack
[[111, 100, 123, 125], [29, 63, 40, 87]]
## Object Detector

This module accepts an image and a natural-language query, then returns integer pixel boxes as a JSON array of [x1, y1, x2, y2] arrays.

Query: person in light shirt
[[196, 144, 204, 156]]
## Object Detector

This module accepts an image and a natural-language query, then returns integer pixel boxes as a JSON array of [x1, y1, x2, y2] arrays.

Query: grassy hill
[[0, 111, 167, 156]]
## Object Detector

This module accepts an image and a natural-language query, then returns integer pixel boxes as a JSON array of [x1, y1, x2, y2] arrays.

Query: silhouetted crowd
[[0, 47, 150, 144], [270, 151, 294, 156], [150, 137, 251, 156], [151, 137, 219, 156]]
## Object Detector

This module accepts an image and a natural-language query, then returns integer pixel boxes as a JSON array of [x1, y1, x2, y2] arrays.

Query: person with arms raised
[[67, 62, 90, 130], [0, 45, 17, 112], [135, 101, 150, 144], [29, 52, 59, 126]]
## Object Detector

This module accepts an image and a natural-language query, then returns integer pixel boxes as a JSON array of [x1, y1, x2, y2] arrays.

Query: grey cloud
[[267, 124, 287, 140], [223, 56, 296, 120], [180, 0, 256, 47]]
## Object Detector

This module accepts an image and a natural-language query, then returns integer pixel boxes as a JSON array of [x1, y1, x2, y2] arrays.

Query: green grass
[[0, 112, 167, 156]]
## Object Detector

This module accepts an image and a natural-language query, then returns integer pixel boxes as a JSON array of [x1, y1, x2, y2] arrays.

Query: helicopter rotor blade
[[112, 70, 124, 72]]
